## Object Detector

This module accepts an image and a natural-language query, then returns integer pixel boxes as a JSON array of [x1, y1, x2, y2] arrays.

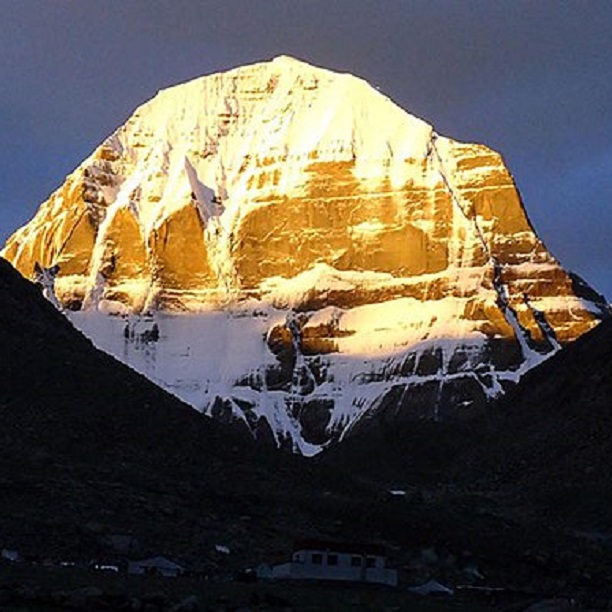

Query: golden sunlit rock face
[[2, 56, 608, 453]]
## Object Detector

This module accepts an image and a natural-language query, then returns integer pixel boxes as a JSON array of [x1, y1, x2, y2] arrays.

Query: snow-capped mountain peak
[[2, 57, 608, 454]]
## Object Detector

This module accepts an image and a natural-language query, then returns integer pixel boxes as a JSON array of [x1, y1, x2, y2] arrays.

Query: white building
[[272, 540, 397, 586]]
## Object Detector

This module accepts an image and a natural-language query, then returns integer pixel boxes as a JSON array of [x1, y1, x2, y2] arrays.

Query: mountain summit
[[2, 56, 608, 453]]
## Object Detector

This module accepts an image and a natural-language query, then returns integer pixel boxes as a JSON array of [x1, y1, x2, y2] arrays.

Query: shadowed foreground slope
[[0, 257, 302, 567], [324, 314, 612, 523], [473, 315, 612, 527], [3, 254, 612, 594]]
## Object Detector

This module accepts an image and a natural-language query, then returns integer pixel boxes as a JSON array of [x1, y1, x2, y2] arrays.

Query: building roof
[[131, 556, 184, 570]]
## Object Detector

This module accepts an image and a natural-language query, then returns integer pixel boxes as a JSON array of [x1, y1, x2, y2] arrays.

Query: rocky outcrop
[[2, 56, 608, 453]]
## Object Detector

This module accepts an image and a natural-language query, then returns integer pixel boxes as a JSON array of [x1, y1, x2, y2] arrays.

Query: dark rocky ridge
[[0, 256, 301, 567], [325, 313, 612, 514], [470, 314, 612, 527]]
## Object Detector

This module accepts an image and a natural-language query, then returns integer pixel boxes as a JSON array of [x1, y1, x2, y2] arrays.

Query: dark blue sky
[[1, 0, 611, 298]]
